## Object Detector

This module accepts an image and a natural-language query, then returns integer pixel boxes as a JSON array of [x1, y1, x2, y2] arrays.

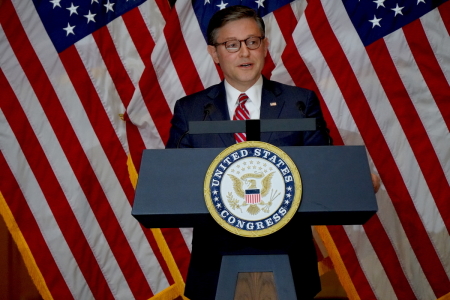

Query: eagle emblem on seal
[[227, 172, 281, 215]]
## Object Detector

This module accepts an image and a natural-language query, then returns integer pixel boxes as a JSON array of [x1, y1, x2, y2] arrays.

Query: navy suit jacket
[[166, 77, 330, 299], [166, 77, 330, 149]]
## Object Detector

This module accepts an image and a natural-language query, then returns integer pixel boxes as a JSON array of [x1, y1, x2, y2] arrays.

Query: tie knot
[[238, 93, 249, 106]]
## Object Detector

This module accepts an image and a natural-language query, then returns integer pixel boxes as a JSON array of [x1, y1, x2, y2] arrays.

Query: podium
[[132, 120, 377, 299]]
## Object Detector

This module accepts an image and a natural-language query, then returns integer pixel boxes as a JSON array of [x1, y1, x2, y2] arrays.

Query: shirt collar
[[225, 76, 263, 114]]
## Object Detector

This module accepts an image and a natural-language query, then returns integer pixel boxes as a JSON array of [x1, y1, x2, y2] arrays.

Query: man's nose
[[239, 41, 250, 57]]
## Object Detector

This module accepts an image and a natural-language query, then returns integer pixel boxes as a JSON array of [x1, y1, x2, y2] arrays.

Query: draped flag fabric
[[1, 0, 450, 300], [0, 0, 185, 299]]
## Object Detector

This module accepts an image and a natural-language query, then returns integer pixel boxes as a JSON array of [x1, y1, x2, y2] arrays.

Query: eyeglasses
[[214, 36, 265, 53]]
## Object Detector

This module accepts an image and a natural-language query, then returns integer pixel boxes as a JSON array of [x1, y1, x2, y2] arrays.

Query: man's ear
[[207, 45, 220, 64], [263, 38, 269, 58]]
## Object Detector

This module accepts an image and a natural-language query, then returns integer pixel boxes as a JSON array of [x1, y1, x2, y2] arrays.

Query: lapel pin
[[270, 102, 277, 106]]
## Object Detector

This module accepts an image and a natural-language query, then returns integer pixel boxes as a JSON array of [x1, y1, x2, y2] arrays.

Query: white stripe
[[178, 1, 221, 89], [151, 34, 185, 112], [0, 110, 94, 300], [290, 0, 307, 21], [323, 0, 450, 290], [138, 0, 165, 43], [107, 16, 145, 86], [264, 12, 286, 67], [343, 225, 398, 300], [179, 228, 193, 253], [127, 87, 166, 149], [421, 8, 450, 85], [375, 191, 436, 300], [385, 28, 450, 183], [293, 14, 362, 145], [74, 34, 128, 153], [0, 26, 134, 299]]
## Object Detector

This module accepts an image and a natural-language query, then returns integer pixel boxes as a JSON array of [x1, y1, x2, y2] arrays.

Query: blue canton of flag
[[245, 189, 261, 204], [33, 0, 146, 53], [192, 0, 294, 42], [343, 0, 450, 46]]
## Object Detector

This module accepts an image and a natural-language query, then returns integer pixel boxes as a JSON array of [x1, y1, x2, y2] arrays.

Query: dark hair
[[207, 5, 265, 45]]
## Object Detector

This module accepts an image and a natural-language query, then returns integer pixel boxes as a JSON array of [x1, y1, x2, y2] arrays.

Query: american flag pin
[[270, 102, 277, 106]]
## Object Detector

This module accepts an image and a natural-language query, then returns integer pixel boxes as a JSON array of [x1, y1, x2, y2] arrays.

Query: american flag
[[1, 1, 450, 300]]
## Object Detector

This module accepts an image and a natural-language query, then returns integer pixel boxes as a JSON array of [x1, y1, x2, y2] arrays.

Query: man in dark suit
[[166, 5, 330, 299]]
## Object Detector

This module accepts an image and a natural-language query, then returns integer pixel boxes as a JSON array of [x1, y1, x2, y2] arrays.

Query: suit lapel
[[206, 82, 236, 147], [260, 78, 284, 143]]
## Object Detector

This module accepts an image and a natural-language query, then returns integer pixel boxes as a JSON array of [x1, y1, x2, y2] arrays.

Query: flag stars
[[91, 0, 99, 3], [204, 0, 210, 4], [66, 3, 79, 16], [369, 15, 382, 28], [391, 4, 404, 16], [84, 10, 96, 23], [104, 0, 115, 12], [63, 23, 75, 36], [50, 0, 61, 9], [373, 0, 386, 8], [255, 0, 265, 8], [217, 0, 228, 10], [417, 0, 426, 4]]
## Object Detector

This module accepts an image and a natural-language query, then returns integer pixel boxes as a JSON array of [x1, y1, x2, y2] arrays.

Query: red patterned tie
[[233, 93, 250, 143]]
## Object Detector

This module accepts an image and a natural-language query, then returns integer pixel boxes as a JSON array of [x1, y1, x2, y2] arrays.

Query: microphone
[[296, 101, 306, 117], [202, 103, 215, 121], [297, 101, 332, 145]]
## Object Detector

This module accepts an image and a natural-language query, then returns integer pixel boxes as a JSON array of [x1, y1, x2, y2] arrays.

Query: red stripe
[[327, 225, 376, 299], [155, 0, 172, 21], [3, 10, 155, 298], [166, 6, 204, 96], [59, 47, 135, 204], [438, 1, 450, 35], [121, 7, 155, 67], [92, 26, 135, 107], [262, 51, 275, 79], [0, 76, 74, 300], [273, 4, 298, 40], [0, 67, 114, 299], [138, 65, 173, 145], [160, 228, 191, 281], [403, 18, 450, 130], [366, 38, 450, 233], [363, 216, 416, 299], [276, 11, 343, 146], [126, 119, 147, 173], [60, 46, 173, 287], [307, 0, 450, 296]]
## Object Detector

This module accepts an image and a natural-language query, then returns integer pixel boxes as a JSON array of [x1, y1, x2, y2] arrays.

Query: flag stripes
[[293, 0, 450, 298], [0, 69, 113, 299], [1, 0, 176, 298], [3, 14, 160, 298]]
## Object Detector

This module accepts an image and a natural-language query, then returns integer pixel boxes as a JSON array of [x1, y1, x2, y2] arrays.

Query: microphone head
[[296, 101, 306, 115], [203, 103, 216, 120]]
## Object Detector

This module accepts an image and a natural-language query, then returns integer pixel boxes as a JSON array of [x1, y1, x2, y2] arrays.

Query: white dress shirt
[[225, 76, 263, 120]]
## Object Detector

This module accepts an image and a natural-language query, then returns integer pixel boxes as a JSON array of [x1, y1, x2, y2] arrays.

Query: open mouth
[[240, 63, 252, 67]]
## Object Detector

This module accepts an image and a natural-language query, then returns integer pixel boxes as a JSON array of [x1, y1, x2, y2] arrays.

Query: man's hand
[[371, 173, 381, 193]]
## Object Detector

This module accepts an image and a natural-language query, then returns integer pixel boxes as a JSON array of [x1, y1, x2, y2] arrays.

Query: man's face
[[207, 18, 268, 92]]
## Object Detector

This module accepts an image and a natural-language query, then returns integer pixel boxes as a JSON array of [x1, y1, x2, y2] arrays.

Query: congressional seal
[[204, 141, 302, 237]]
